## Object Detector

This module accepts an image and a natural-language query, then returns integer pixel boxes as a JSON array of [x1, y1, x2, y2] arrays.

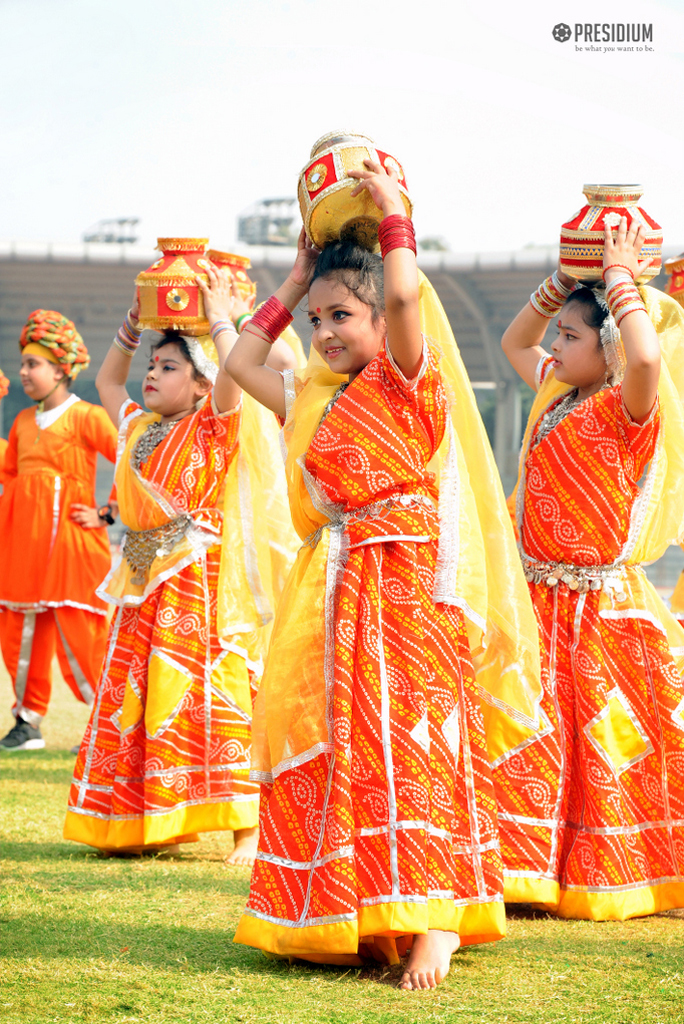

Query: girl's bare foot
[[398, 930, 461, 991], [224, 826, 258, 866]]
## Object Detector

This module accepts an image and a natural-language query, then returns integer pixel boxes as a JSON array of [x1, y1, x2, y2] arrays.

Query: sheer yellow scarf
[[250, 271, 543, 780]]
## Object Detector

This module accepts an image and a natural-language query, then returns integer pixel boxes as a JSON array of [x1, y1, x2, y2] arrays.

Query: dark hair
[[149, 331, 206, 382], [311, 241, 385, 321], [564, 286, 609, 333]]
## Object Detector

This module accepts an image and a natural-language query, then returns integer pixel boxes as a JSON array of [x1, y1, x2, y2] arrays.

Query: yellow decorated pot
[[664, 252, 684, 307], [206, 250, 257, 304], [298, 131, 412, 251]]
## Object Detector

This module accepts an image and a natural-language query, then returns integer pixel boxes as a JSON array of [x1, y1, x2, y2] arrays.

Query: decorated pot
[[298, 130, 412, 251], [136, 238, 210, 335], [664, 253, 684, 307], [206, 249, 257, 304], [559, 185, 662, 283]]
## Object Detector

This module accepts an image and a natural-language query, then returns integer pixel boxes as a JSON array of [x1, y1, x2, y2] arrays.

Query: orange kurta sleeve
[[0, 402, 117, 613]]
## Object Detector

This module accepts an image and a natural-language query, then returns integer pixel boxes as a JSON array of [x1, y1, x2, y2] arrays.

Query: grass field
[[1, 667, 683, 1024]]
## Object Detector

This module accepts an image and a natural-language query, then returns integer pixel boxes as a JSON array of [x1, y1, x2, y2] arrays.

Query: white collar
[[35, 393, 80, 430]]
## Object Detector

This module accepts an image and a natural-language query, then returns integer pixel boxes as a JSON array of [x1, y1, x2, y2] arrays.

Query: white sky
[[1, 0, 683, 253]]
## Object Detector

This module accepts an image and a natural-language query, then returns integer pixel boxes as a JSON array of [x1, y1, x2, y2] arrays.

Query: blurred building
[[0, 241, 681, 586], [237, 199, 299, 247]]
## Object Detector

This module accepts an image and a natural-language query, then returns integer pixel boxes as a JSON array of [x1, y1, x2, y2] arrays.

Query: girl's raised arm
[[224, 231, 319, 418], [197, 265, 242, 414], [348, 160, 422, 379], [502, 267, 576, 389], [96, 295, 141, 425], [603, 217, 660, 423]]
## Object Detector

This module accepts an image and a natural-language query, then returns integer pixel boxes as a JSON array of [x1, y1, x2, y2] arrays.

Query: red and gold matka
[[136, 238, 210, 336], [560, 185, 662, 283], [665, 253, 684, 307], [298, 130, 412, 251], [206, 250, 257, 304]]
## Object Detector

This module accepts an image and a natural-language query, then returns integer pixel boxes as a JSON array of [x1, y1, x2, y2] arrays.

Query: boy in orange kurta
[[0, 310, 117, 751]]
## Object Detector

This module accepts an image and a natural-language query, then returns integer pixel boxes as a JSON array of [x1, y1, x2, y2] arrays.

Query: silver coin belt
[[303, 493, 434, 550], [522, 556, 628, 595], [122, 514, 193, 586]]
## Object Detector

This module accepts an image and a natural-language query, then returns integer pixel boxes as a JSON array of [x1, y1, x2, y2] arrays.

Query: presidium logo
[[552, 22, 654, 51]]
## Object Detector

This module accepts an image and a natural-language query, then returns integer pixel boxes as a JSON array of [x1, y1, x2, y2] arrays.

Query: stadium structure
[[0, 238, 681, 587]]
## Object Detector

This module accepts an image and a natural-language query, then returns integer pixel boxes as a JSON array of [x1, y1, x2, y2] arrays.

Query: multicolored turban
[[0, 368, 8, 401], [19, 309, 90, 380]]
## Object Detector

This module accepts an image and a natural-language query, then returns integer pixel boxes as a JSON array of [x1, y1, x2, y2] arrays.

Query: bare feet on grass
[[224, 826, 258, 866], [398, 930, 461, 991]]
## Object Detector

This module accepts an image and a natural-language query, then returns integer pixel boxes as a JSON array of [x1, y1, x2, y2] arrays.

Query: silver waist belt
[[521, 556, 635, 596], [303, 493, 434, 550], [122, 514, 192, 586]]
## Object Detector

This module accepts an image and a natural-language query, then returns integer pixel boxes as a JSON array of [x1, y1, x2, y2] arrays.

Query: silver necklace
[[320, 382, 349, 424], [132, 419, 180, 470], [533, 389, 582, 447]]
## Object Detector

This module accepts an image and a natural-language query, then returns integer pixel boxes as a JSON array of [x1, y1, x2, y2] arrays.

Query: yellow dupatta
[[250, 271, 543, 781], [217, 327, 308, 661]]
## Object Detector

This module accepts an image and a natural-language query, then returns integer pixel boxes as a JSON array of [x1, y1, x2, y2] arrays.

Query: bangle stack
[[529, 272, 576, 318], [248, 296, 293, 344], [378, 214, 416, 258], [235, 313, 253, 334], [113, 310, 143, 357], [210, 319, 238, 344], [605, 274, 647, 327], [601, 264, 634, 283]]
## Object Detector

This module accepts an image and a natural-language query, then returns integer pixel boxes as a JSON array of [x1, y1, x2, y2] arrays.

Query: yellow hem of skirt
[[63, 798, 259, 850], [504, 875, 684, 921], [233, 898, 505, 962]]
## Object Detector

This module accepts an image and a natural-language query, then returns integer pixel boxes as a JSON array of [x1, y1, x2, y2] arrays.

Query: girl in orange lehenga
[[213, 159, 541, 990], [495, 214, 684, 920], [64, 290, 297, 860]]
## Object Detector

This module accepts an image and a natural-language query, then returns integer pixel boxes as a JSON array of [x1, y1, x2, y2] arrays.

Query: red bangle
[[248, 296, 293, 344], [602, 264, 635, 282], [378, 214, 416, 258]]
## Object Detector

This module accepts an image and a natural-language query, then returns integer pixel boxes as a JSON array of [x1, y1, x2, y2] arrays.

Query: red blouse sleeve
[[201, 394, 241, 457], [378, 341, 447, 457], [602, 384, 660, 481]]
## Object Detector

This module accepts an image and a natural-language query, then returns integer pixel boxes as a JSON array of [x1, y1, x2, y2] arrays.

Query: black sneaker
[[0, 718, 45, 751]]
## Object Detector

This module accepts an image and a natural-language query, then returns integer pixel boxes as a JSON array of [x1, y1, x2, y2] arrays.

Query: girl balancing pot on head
[[494, 213, 684, 920], [0, 312, 118, 752], [206, 153, 542, 989], [64, 265, 298, 861]]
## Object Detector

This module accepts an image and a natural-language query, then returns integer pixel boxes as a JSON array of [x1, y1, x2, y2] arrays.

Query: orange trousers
[[0, 606, 108, 725]]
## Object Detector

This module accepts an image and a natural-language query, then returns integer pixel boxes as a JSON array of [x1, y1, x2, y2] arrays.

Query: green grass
[[1, 671, 683, 1023]]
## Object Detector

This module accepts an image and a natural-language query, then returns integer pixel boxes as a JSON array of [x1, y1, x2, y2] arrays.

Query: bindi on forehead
[[316, 308, 321, 313], [154, 355, 160, 362]]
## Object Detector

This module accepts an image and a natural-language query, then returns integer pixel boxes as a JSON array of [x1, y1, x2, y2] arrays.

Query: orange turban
[[19, 309, 90, 380]]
